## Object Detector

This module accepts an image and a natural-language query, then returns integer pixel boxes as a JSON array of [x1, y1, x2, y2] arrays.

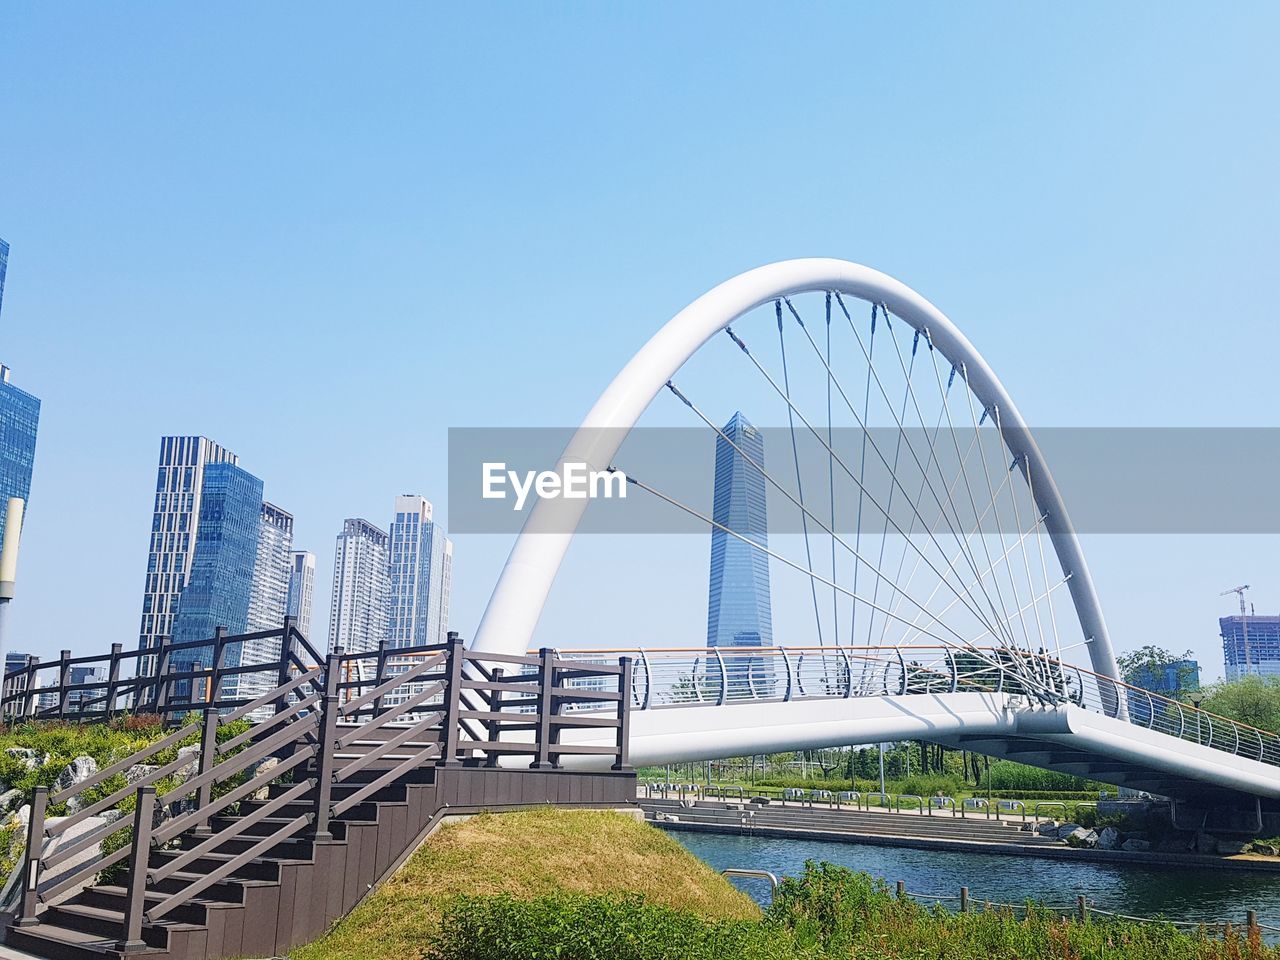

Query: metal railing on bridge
[[560, 644, 1280, 769]]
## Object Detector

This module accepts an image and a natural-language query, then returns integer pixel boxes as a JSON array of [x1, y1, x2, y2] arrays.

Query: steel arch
[[472, 258, 1120, 683]]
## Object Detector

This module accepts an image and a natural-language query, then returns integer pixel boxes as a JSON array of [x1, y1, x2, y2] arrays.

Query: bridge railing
[[559, 644, 1280, 769]]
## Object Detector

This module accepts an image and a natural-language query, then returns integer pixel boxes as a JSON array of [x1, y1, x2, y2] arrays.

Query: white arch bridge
[[469, 259, 1280, 828]]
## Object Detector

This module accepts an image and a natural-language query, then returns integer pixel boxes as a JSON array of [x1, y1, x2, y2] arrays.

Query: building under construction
[[1220, 614, 1280, 680]]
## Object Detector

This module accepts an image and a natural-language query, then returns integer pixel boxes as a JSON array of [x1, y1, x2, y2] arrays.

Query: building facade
[[247, 502, 294, 632], [706, 412, 773, 697], [328, 518, 391, 654], [287, 550, 316, 640], [1221, 615, 1280, 680], [0, 237, 8, 316], [169, 462, 264, 691], [138, 437, 239, 667], [387, 495, 452, 648], [0, 366, 40, 546], [1130, 659, 1200, 697], [707, 412, 772, 648]]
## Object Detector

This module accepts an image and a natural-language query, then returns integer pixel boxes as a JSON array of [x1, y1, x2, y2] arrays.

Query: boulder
[[1065, 827, 1098, 848], [1195, 832, 1219, 854], [126, 764, 157, 785], [0, 788, 22, 816], [175, 745, 201, 779], [5, 747, 44, 772], [55, 756, 98, 792], [1217, 839, 1250, 855], [1055, 822, 1082, 839], [1253, 843, 1280, 857], [250, 757, 281, 801], [1097, 826, 1122, 850], [1035, 820, 1059, 837], [1121, 838, 1152, 852]]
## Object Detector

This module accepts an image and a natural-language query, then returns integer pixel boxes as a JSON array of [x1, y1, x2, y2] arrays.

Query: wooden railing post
[[372, 639, 390, 715], [275, 616, 296, 716], [311, 653, 341, 841], [21, 655, 38, 719], [614, 657, 633, 772], [153, 636, 172, 714], [13, 786, 48, 926], [192, 708, 219, 835], [57, 649, 71, 719], [209, 626, 229, 707], [117, 785, 156, 953], [441, 636, 465, 765], [106, 643, 123, 718], [530, 647, 557, 770], [484, 667, 504, 767]]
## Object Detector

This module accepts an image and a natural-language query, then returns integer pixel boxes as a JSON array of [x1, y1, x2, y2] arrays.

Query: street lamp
[[1188, 690, 1204, 744]]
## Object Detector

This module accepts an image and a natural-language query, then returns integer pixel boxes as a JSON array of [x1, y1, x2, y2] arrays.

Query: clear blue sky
[[1, 2, 1277, 679]]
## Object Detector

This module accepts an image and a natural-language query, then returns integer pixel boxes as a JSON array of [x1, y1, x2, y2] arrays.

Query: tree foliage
[[1200, 675, 1280, 732]]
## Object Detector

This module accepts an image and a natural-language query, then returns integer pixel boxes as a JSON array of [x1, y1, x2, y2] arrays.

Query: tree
[[1200, 675, 1280, 733], [1116, 645, 1198, 694]]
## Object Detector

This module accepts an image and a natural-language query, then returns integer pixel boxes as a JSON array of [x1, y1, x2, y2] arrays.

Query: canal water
[[673, 830, 1280, 927]]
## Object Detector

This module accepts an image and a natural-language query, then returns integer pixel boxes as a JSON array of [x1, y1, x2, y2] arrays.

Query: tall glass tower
[[388, 495, 453, 647], [287, 550, 316, 640], [707, 412, 772, 646], [170, 462, 264, 691], [0, 240, 41, 547], [138, 437, 238, 666]]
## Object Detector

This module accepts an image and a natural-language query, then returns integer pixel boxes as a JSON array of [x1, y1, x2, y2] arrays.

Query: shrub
[[432, 893, 808, 960]]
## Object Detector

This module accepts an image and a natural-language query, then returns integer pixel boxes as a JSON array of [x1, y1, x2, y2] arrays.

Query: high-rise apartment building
[[388, 495, 452, 647], [138, 437, 239, 667], [328, 519, 391, 654], [247, 502, 294, 632], [287, 550, 316, 640], [707, 412, 772, 648], [1221, 615, 1280, 680]]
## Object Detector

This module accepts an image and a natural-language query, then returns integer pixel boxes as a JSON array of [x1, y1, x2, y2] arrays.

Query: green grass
[[294, 808, 759, 960]]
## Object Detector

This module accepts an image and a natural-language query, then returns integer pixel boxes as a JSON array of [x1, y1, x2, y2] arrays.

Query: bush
[[432, 893, 808, 960], [979, 760, 1096, 793]]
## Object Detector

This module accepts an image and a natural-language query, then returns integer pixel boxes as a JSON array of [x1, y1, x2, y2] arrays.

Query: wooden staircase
[[1, 634, 636, 960]]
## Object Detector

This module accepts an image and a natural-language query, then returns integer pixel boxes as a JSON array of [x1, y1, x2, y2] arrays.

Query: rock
[[249, 757, 281, 801], [99, 808, 124, 824], [5, 747, 44, 772], [1217, 839, 1250, 855], [1019, 822, 1033, 832], [1195, 832, 1219, 854], [1035, 820, 1059, 836], [1065, 827, 1098, 848], [175, 745, 201, 779], [0, 788, 22, 816], [1253, 843, 1280, 857], [12, 804, 29, 829], [1121, 838, 1152, 852], [1097, 826, 1122, 850], [57, 757, 99, 811], [1056, 822, 1082, 839], [126, 764, 158, 785]]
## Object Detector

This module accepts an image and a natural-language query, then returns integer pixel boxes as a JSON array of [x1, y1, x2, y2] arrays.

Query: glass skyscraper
[[0, 240, 41, 547], [388, 495, 453, 648], [138, 437, 239, 669], [707, 412, 772, 647], [0, 367, 40, 546], [170, 462, 264, 687], [328, 518, 391, 654], [0, 237, 8, 317]]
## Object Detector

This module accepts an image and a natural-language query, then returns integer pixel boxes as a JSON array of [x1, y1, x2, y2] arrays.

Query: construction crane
[[1221, 584, 1252, 675]]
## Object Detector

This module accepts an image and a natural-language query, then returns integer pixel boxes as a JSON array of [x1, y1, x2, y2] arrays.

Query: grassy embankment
[[298, 808, 1278, 960], [293, 808, 758, 960]]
